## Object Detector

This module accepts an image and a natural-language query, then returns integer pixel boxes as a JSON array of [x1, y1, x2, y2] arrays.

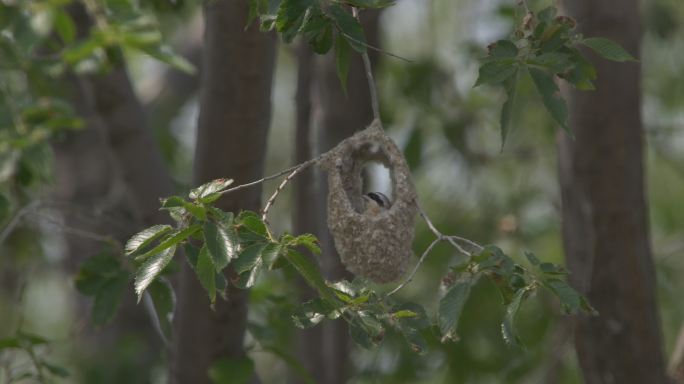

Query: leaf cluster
[[248, 0, 392, 91], [475, 5, 636, 146], [0, 331, 70, 382], [437, 245, 597, 347]]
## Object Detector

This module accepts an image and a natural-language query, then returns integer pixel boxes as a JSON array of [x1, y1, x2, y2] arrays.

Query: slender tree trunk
[[558, 1, 667, 383], [300, 10, 381, 384], [170, 0, 276, 382]]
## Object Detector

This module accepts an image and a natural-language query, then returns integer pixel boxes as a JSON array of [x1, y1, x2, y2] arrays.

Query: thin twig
[[340, 32, 413, 62], [352, 7, 380, 121], [0, 200, 41, 245], [219, 157, 320, 197], [387, 237, 442, 296], [261, 164, 307, 223]]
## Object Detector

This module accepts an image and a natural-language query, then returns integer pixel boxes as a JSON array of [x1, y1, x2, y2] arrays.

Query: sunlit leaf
[[135, 245, 177, 301], [125, 224, 172, 256], [204, 221, 237, 270], [189, 178, 234, 200]]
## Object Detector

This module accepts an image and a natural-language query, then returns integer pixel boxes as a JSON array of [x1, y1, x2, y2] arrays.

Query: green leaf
[[537, 6, 557, 23], [233, 242, 266, 274], [189, 178, 234, 200], [247, 0, 269, 27], [184, 244, 200, 270], [148, 279, 175, 338], [528, 67, 571, 136], [276, 0, 316, 42], [92, 273, 128, 325], [75, 252, 123, 296], [489, 39, 518, 58], [284, 249, 337, 304], [204, 221, 238, 270], [135, 245, 177, 302], [134, 225, 201, 262], [162, 197, 207, 220], [233, 263, 262, 289], [581, 37, 636, 62], [329, 4, 367, 53], [208, 356, 255, 384], [499, 70, 519, 148], [237, 211, 268, 237], [474, 60, 517, 87], [524, 252, 541, 266], [196, 245, 217, 303], [438, 281, 472, 342], [350, 313, 383, 348], [291, 299, 334, 328], [0, 338, 20, 350], [125, 224, 173, 256], [335, 35, 351, 95], [528, 52, 573, 73], [303, 13, 334, 54], [560, 50, 596, 90], [501, 287, 530, 347], [54, 10, 76, 44], [290, 233, 320, 255], [262, 243, 282, 269]]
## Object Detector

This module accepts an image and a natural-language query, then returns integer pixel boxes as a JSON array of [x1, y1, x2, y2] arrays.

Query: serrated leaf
[[501, 287, 530, 347], [197, 245, 217, 303], [233, 263, 262, 289], [303, 13, 334, 54], [528, 67, 571, 136], [329, 4, 367, 53], [125, 225, 173, 256], [134, 225, 200, 262], [135, 245, 177, 302], [208, 356, 255, 384], [438, 281, 472, 342], [92, 273, 128, 325], [262, 243, 282, 269], [233, 242, 266, 274], [204, 221, 237, 270], [189, 178, 234, 200], [290, 233, 320, 254], [335, 35, 350, 95], [349, 316, 373, 349], [475, 60, 517, 87], [148, 279, 175, 338], [581, 37, 636, 62], [499, 69, 519, 148]]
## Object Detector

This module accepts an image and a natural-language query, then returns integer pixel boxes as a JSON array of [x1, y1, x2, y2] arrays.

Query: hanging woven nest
[[319, 120, 418, 283]]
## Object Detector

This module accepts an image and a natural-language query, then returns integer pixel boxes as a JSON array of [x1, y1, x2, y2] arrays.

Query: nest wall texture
[[319, 121, 418, 283]]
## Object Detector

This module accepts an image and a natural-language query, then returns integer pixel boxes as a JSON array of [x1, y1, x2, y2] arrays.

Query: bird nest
[[319, 120, 418, 283]]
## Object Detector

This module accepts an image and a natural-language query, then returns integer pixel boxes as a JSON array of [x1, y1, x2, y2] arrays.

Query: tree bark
[[170, 0, 276, 382], [558, 1, 667, 383]]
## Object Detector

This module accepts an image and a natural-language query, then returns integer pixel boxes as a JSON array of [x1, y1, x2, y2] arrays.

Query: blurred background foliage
[[0, 0, 683, 382]]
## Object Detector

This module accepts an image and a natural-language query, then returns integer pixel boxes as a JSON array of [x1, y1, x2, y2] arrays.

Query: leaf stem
[[352, 7, 380, 121]]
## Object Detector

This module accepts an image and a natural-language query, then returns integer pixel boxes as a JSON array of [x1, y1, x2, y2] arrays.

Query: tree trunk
[[170, 0, 276, 382], [558, 1, 667, 383], [296, 10, 381, 384]]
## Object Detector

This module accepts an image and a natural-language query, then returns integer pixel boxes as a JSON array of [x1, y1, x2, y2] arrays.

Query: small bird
[[362, 192, 391, 215]]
